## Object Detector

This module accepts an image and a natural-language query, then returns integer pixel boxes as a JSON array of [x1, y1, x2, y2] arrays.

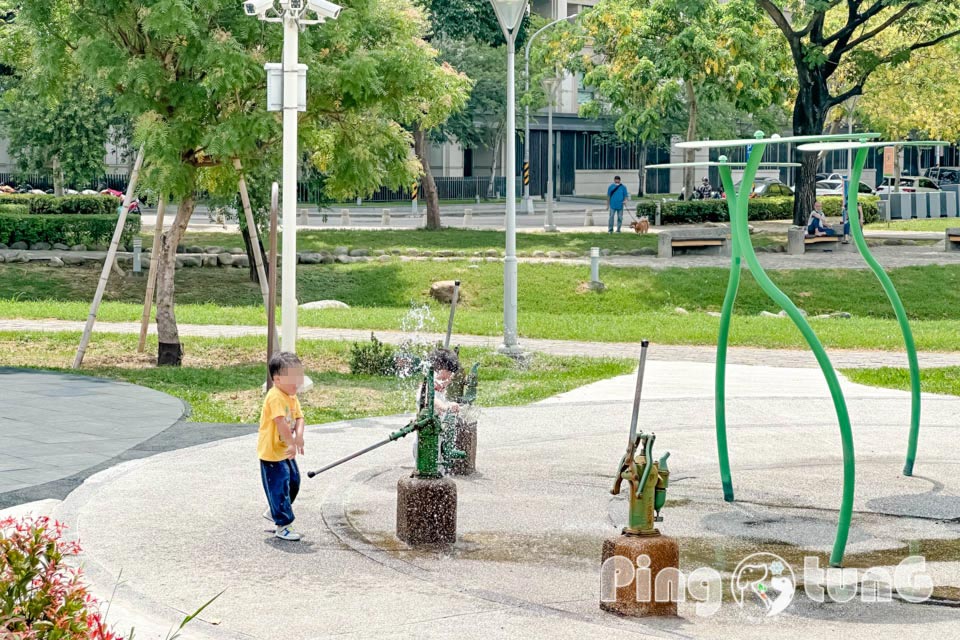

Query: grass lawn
[[2, 260, 959, 350], [150, 228, 659, 255], [866, 218, 960, 232], [0, 331, 634, 424], [843, 366, 960, 397]]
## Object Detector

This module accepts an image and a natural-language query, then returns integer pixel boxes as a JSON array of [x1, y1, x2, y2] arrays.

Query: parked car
[[733, 177, 795, 198], [816, 172, 845, 182], [815, 179, 875, 197], [924, 166, 960, 186], [876, 176, 941, 194]]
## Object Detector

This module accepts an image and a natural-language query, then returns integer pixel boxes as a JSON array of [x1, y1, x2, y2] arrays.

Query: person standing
[[607, 176, 629, 233]]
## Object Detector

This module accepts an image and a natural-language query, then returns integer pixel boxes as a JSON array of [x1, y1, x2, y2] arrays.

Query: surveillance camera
[[307, 0, 341, 19], [243, 0, 273, 16]]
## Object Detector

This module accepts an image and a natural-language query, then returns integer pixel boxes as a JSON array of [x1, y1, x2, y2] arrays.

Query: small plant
[[1, 516, 119, 639], [349, 333, 398, 376]]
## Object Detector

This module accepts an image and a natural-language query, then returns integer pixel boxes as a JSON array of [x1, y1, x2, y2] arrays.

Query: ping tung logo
[[731, 553, 796, 617]]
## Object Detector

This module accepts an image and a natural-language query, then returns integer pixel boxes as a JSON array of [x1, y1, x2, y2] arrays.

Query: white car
[[876, 176, 941, 194], [815, 180, 875, 197], [80, 189, 99, 195]]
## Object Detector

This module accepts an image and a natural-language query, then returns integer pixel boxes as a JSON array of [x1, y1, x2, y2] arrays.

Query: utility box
[[265, 63, 308, 112]]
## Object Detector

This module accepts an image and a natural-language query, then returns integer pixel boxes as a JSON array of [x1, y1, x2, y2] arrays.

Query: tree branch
[[841, 3, 920, 52], [823, 0, 911, 47], [757, 0, 801, 59]]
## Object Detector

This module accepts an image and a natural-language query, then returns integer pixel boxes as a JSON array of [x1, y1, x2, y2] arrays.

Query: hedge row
[[0, 194, 120, 215], [637, 196, 879, 225], [0, 212, 140, 247]]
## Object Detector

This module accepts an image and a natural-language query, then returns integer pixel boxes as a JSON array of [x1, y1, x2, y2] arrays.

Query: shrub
[[0, 212, 140, 246], [1, 516, 121, 639], [0, 194, 118, 216], [0, 204, 29, 216], [349, 333, 398, 376], [636, 195, 879, 225]]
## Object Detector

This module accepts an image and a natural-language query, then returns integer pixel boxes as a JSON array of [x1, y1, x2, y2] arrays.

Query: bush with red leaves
[[1, 516, 122, 639]]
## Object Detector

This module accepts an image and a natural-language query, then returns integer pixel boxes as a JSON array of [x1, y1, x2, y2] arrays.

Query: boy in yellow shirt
[[259, 352, 306, 541]]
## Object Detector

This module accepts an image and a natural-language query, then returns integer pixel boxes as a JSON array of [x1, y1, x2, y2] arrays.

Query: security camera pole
[[246, 0, 340, 359]]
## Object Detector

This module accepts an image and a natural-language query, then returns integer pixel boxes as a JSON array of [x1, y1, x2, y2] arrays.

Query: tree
[[572, 0, 792, 199], [26, 0, 468, 365], [756, 0, 960, 224]]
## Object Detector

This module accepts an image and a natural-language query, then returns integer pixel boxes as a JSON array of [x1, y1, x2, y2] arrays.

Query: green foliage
[[0, 204, 28, 215], [636, 196, 878, 224], [0, 212, 140, 246], [0, 194, 118, 215], [349, 333, 399, 376]]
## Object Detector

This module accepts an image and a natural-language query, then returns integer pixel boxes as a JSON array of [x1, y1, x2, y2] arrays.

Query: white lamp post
[[490, 0, 527, 357], [245, 0, 340, 355], [542, 76, 560, 232]]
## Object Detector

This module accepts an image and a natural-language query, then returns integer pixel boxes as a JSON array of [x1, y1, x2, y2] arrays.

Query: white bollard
[[298, 208, 309, 226], [590, 247, 601, 283], [340, 208, 351, 225], [463, 208, 474, 227], [584, 209, 595, 227], [381, 208, 391, 226], [132, 237, 142, 275], [655, 202, 663, 227]]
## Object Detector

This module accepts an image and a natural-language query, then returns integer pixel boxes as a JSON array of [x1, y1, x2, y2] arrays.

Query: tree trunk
[[683, 81, 698, 201], [791, 68, 831, 226], [240, 225, 266, 283], [156, 189, 197, 367], [893, 144, 902, 191], [52, 156, 64, 197], [487, 131, 503, 200], [638, 144, 647, 197], [413, 125, 441, 230]]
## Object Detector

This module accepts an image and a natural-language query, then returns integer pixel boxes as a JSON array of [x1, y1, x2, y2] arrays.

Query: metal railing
[[0, 173, 129, 192]]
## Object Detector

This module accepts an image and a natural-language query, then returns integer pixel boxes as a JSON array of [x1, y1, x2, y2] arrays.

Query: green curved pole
[[730, 144, 856, 567], [714, 168, 742, 503], [847, 148, 922, 476]]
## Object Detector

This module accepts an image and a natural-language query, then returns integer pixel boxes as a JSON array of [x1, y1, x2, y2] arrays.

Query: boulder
[[373, 249, 386, 256], [175, 258, 184, 269], [180, 256, 203, 267], [202, 255, 218, 267], [49, 257, 64, 267], [62, 255, 87, 266], [436, 250, 454, 257], [778, 309, 807, 318], [484, 249, 499, 257], [299, 252, 322, 265], [204, 246, 225, 255], [233, 255, 250, 268], [390, 249, 402, 255], [300, 300, 350, 310], [0, 255, 5, 263], [348, 248, 369, 257], [547, 251, 561, 259], [70, 244, 87, 252], [406, 248, 419, 256], [184, 245, 203, 254], [707, 311, 722, 318], [53, 243, 70, 251], [378, 255, 391, 262], [10, 241, 28, 250], [335, 255, 353, 264], [600, 249, 612, 257], [561, 251, 578, 258], [430, 281, 461, 304], [89, 244, 108, 252], [421, 250, 434, 257], [675, 307, 689, 315], [759, 311, 779, 318], [320, 255, 335, 264], [0, 243, 7, 250], [228, 247, 246, 255], [638, 247, 657, 256], [30, 242, 52, 251], [217, 252, 235, 266], [334, 246, 349, 256]]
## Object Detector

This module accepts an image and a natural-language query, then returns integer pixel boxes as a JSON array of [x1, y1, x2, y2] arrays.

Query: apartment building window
[[576, 72, 593, 106], [576, 132, 643, 170]]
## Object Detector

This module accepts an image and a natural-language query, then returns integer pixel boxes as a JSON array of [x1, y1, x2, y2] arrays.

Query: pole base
[[543, 225, 558, 232], [496, 343, 528, 360], [446, 418, 477, 476], [524, 197, 535, 215], [600, 533, 679, 617], [396, 475, 458, 546]]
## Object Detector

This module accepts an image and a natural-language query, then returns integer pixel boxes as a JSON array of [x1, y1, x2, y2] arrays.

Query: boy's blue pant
[[261, 458, 300, 527], [608, 208, 624, 232]]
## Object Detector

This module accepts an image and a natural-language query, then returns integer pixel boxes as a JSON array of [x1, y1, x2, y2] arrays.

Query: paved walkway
[[0, 369, 185, 497], [48, 360, 960, 639], [4, 318, 960, 369]]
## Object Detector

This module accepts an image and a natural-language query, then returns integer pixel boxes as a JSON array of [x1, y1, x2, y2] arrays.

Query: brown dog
[[630, 216, 650, 234]]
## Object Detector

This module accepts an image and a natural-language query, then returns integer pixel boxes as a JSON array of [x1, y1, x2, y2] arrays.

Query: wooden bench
[[658, 228, 730, 258], [947, 228, 960, 253], [787, 227, 844, 255]]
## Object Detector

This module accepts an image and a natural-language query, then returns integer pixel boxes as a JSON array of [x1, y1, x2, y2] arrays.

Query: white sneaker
[[262, 509, 273, 522], [275, 525, 302, 541]]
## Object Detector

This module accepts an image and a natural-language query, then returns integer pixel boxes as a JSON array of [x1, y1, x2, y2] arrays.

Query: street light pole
[[524, 14, 577, 216], [490, 0, 527, 357], [281, 11, 299, 353]]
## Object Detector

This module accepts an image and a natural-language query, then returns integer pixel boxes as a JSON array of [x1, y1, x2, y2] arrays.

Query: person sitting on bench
[[807, 201, 837, 237]]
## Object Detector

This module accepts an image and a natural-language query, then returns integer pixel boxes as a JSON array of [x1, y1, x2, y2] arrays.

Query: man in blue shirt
[[607, 176, 629, 233]]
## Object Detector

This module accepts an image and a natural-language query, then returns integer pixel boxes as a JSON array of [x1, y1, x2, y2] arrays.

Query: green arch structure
[[797, 139, 945, 477], [651, 131, 888, 566]]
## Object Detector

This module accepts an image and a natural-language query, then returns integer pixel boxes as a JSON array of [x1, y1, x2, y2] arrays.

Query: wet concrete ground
[[49, 360, 960, 639]]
